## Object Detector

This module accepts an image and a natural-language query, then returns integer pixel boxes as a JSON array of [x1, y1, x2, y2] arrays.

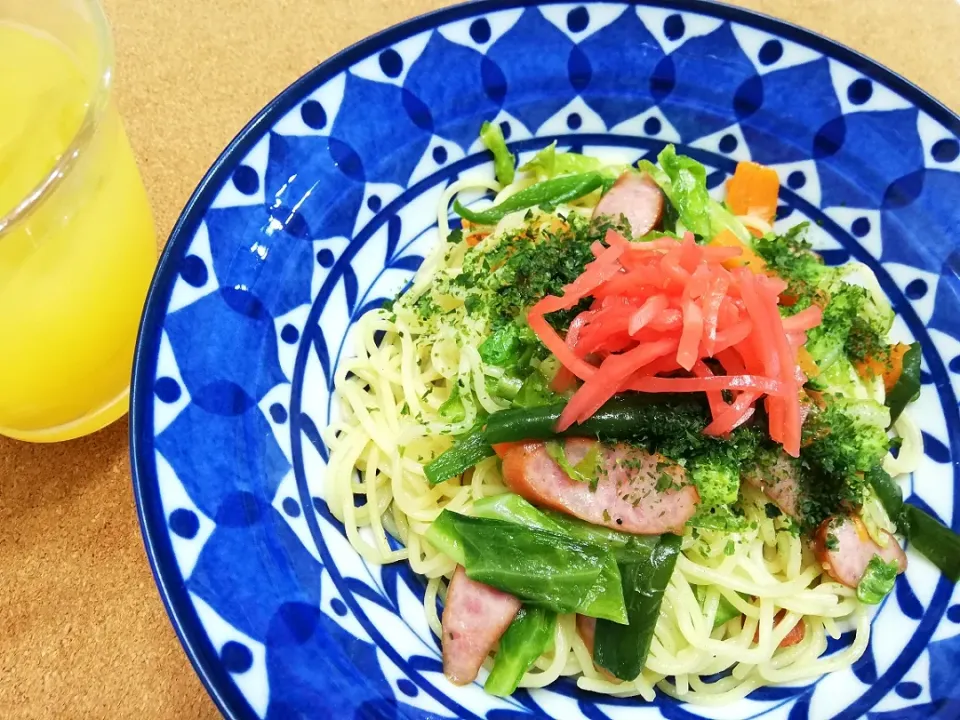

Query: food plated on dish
[[325, 127, 960, 703]]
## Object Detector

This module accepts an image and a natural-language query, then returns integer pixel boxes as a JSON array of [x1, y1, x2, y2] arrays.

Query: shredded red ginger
[[527, 230, 823, 457]]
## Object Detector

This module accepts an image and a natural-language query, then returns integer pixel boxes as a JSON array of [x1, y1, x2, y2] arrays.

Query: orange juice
[[0, 21, 156, 442]]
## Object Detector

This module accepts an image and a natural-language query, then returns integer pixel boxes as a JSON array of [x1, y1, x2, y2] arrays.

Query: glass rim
[[0, 0, 115, 237]]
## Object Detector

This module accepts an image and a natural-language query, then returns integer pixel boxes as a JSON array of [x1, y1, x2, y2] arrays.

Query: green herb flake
[[655, 473, 675, 492]]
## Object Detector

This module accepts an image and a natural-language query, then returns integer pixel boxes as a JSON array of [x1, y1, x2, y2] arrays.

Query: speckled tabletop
[[0, 0, 957, 717]]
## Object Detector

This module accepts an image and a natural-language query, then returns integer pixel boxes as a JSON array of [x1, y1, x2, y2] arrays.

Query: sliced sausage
[[442, 566, 521, 685], [753, 609, 805, 648], [575, 615, 620, 682], [576, 614, 597, 656], [778, 616, 806, 648], [593, 171, 664, 237], [744, 452, 801, 519], [501, 438, 698, 535], [813, 514, 907, 587]]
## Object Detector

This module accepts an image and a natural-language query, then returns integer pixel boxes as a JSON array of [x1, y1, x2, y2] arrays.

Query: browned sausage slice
[[743, 453, 802, 519], [752, 610, 806, 648], [501, 438, 698, 535], [593, 171, 664, 237], [576, 614, 597, 656], [441, 566, 521, 685], [814, 515, 907, 587]]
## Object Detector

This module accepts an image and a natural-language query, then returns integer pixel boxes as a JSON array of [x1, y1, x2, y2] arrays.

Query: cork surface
[[0, 1, 957, 717]]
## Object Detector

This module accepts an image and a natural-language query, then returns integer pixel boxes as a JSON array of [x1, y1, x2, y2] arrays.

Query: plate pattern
[[131, 2, 960, 719]]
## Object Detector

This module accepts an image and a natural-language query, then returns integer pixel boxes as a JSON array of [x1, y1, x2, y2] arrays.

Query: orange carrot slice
[[726, 160, 781, 224]]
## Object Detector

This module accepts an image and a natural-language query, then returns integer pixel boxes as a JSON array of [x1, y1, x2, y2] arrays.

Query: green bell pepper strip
[[885, 341, 922, 424], [454, 172, 605, 226], [867, 467, 960, 582], [593, 533, 682, 681], [425, 394, 710, 484]]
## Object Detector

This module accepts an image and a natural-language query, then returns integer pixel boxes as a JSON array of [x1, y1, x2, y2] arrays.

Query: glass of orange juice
[[0, 0, 156, 442]]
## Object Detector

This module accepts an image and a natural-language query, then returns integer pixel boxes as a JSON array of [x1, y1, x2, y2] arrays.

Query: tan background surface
[[0, 0, 958, 717]]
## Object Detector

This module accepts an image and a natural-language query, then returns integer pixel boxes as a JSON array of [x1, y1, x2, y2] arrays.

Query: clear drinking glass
[[0, 0, 157, 442]]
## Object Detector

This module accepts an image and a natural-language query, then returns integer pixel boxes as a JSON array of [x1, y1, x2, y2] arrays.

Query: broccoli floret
[[754, 225, 892, 372], [690, 455, 740, 508], [460, 212, 599, 329], [806, 283, 893, 370], [843, 288, 894, 365], [752, 224, 836, 312], [804, 398, 890, 477], [796, 398, 890, 527], [478, 322, 537, 370], [684, 428, 766, 531]]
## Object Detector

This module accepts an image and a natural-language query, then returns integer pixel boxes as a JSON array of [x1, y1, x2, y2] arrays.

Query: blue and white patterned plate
[[130, 1, 960, 718]]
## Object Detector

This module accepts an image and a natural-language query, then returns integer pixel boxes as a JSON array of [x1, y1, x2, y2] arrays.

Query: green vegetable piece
[[513, 373, 562, 409], [483, 393, 712, 448], [856, 555, 899, 604], [805, 283, 893, 370], [693, 584, 741, 628], [865, 467, 904, 522], [424, 509, 466, 565], [866, 468, 960, 583], [488, 374, 523, 401], [471, 493, 566, 534], [885, 342, 922, 424], [520, 142, 560, 179], [811, 356, 861, 396], [480, 120, 516, 186], [454, 172, 605, 226], [541, 510, 658, 563], [638, 145, 749, 242], [479, 323, 535, 369], [801, 399, 890, 490], [545, 441, 595, 485], [438, 386, 466, 423], [902, 504, 960, 583], [594, 534, 682, 681], [485, 606, 557, 696], [574, 444, 601, 481], [519, 141, 612, 181], [424, 427, 493, 485], [433, 510, 627, 622], [689, 456, 740, 508], [471, 492, 657, 563]]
